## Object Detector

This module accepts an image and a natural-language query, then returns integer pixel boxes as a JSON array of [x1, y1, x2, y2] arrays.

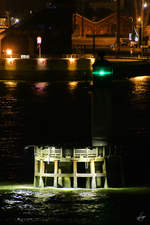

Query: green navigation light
[[92, 69, 112, 77]]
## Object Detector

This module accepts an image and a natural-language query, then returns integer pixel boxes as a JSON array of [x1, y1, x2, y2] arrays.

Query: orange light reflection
[[4, 81, 17, 87]]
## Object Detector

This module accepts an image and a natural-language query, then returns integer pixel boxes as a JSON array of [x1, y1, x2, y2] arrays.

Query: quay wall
[[0, 57, 150, 81], [0, 57, 93, 81]]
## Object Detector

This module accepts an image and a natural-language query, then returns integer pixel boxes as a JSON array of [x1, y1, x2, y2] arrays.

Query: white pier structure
[[34, 146, 108, 189]]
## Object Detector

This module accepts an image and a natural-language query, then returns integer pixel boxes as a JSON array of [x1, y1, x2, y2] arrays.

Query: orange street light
[[6, 49, 12, 57]]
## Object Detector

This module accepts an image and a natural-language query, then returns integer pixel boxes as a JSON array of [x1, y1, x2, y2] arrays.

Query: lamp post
[[140, 1, 147, 47], [141, 0, 144, 47], [116, 0, 120, 55], [37, 36, 42, 58]]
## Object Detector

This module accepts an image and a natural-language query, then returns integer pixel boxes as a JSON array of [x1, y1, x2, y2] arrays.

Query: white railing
[[73, 148, 98, 158], [35, 147, 104, 160], [35, 147, 62, 158]]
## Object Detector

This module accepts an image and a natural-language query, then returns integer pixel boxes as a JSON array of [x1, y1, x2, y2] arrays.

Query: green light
[[92, 69, 112, 77]]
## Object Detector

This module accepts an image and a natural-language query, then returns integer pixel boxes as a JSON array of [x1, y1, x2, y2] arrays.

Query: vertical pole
[[90, 159, 96, 189], [39, 46, 41, 58], [116, 0, 120, 55], [73, 160, 78, 188], [86, 177, 91, 189], [103, 159, 108, 188], [96, 162, 102, 188], [54, 160, 58, 187], [58, 168, 63, 187], [34, 159, 38, 187], [103, 146, 105, 157], [39, 160, 44, 187], [141, 0, 144, 56]]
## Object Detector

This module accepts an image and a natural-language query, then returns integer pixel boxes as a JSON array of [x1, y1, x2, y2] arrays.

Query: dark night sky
[[1, 0, 137, 17], [1, 0, 50, 14], [1, 0, 76, 15]]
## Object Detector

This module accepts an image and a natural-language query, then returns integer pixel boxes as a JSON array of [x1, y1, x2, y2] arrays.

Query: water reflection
[[129, 76, 150, 96], [67, 57, 77, 71], [68, 81, 78, 92], [34, 82, 49, 95], [128, 75, 150, 138], [4, 81, 17, 88]]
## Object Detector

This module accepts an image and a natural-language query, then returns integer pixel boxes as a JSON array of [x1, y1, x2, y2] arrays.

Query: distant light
[[69, 81, 78, 86], [11, 17, 20, 25], [21, 55, 30, 59], [144, 2, 147, 8], [92, 69, 112, 77], [137, 17, 141, 22], [6, 49, 12, 56], [90, 57, 95, 65], [7, 58, 15, 64], [68, 81, 78, 90], [37, 36, 42, 45], [68, 57, 76, 64], [38, 58, 47, 65], [131, 76, 148, 81], [15, 18, 20, 24], [4, 81, 17, 87], [135, 36, 138, 42], [129, 33, 132, 41]]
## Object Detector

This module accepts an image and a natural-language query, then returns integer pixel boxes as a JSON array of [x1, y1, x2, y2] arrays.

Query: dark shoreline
[[0, 60, 150, 81]]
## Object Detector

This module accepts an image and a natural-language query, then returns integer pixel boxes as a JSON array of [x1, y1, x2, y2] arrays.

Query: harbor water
[[0, 72, 150, 224]]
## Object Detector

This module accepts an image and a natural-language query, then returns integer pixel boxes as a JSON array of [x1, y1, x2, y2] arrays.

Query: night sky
[[1, 0, 50, 14], [1, 0, 136, 15]]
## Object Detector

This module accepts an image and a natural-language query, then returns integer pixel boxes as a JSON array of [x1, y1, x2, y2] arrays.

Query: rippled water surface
[[0, 188, 150, 225]]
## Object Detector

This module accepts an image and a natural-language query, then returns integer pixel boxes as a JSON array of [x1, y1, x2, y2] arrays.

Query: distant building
[[0, 5, 73, 57], [0, 12, 10, 33], [72, 12, 132, 50], [3, 2, 150, 57], [0, 16, 8, 32]]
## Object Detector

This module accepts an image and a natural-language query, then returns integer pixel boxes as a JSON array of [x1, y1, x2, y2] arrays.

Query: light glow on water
[[130, 76, 150, 82], [68, 57, 76, 64], [67, 57, 77, 71], [68, 81, 78, 91], [34, 82, 48, 95], [37, 58, 47, 65], [4, 81, 17, 87], [130, 76, 150, 96]]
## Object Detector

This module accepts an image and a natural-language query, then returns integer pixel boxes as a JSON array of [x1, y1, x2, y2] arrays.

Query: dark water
[[1, 75, 150, 224], [0, 188, 150, 225], [1, 77, 150, 184], [0, 80, 92, 180]]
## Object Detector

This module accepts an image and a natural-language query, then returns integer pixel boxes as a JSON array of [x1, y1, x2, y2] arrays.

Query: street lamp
[[140, 0, 147, 47], [6, 49, 12, 57], [144, 2, 148, 8], [37, 36, 42, 58]]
